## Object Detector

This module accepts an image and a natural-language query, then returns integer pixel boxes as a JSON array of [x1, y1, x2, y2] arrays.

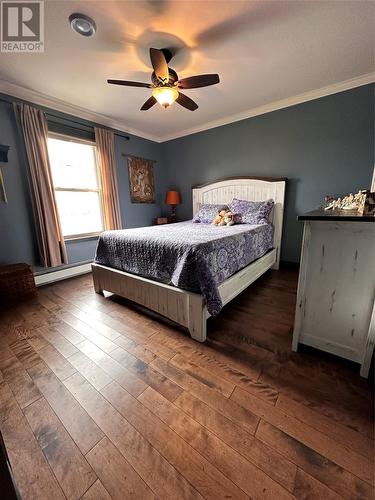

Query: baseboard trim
[[34, 262, 92, 286]]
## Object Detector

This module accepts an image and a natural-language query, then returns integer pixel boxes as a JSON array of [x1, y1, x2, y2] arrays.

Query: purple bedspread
[[94, 221, 274, 316]]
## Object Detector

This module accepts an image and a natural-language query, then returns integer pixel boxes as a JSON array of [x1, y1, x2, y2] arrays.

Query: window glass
[[47, 135, 104, 238], [55, 191, 103, 236], [48, 138, 98, 189]]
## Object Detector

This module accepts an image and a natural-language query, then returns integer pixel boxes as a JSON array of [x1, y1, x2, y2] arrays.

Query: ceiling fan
[[107, 48, 220, 111]]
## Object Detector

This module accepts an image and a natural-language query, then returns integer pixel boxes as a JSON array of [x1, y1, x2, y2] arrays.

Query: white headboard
[[192, 176, 286, 268]]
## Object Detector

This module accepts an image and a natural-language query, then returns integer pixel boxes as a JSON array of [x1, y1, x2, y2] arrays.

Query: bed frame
[[92, 177, 286, 342]]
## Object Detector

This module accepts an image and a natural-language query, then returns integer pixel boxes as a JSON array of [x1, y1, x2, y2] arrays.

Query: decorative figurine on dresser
[[292, 190, 375, 377]]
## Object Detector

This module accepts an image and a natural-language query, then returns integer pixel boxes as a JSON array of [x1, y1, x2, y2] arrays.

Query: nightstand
[[154, 217, 169, 225]]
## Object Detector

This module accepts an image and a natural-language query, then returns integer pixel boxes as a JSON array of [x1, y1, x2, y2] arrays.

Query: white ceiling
[[0, 0, 374, 142]]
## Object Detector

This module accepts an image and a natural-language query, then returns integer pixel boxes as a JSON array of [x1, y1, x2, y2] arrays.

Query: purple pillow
[[229, 198, 274, 224], [193, 203, 228, 223]]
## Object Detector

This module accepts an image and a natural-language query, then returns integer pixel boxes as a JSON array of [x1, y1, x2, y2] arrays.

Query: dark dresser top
[[298, 209, 375, 222]]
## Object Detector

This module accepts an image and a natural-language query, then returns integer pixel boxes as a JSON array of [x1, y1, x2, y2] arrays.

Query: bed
[[92, 177, 286, 341]]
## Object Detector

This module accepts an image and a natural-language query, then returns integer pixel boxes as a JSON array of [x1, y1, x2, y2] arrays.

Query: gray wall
[[162, 84, 374, 263], [0, 100, 37, 265], [0, 96, 168, 270], [0, 84, 373, 270]]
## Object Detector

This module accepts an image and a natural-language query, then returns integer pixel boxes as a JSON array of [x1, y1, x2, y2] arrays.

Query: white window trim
[[48, 132, 105, 240], [64, 232, 103, 242]]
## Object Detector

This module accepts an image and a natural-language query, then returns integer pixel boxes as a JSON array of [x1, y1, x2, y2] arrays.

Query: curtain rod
[[48, 115, 130, 140], [46, 111, 130, 140], [114, 131, 130, 141], [0, 94, 130, 140], [122, 153, 157, 163]]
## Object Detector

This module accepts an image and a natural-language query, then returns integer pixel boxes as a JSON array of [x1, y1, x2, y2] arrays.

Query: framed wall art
[[126, 155, 155, 204]]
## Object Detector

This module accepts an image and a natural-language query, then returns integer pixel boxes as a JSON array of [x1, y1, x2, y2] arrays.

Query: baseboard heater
[[34, 261, 92, 286]]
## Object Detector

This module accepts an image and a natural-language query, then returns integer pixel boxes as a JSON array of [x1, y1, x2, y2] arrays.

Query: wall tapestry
[[127, 155, 155, 203]]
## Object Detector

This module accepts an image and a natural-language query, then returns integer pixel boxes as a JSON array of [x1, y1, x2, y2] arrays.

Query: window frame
[[48, 131, 105, 240]]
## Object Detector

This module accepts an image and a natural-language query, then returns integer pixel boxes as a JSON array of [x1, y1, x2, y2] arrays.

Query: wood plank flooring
[[0, 269, 373, 500]]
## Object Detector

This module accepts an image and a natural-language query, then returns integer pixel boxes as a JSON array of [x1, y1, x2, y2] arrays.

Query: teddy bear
[[212, 209, 227, 225], [223, 211, 235, 226], [212, 209, 235, 226]]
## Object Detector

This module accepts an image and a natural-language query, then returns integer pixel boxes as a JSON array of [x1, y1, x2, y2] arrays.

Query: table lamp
[[165, 190, 181, 222]]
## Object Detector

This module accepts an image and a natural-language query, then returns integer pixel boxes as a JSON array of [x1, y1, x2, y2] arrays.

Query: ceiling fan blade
[[176, 92, 198, 111], [107, 79, 152, 88], [177, 74, 220, 89], [140, 96, 157, 111], [149, 48, 169, 82]]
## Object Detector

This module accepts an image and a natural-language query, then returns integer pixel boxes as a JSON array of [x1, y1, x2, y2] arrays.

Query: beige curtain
[[14, 103, 68, 267], [95, 127, 122, 230]]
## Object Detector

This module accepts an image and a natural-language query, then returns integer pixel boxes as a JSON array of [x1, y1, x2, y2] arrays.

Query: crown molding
[[0, 73, 373, 144], [160, 72, 375, 142], [0, 79, 160, 142]]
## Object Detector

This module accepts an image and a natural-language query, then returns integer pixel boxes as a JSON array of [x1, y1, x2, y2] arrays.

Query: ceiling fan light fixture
[[152, 86, 179, 108], [69, 13, 96, 37], [108, 48, 218, 112]]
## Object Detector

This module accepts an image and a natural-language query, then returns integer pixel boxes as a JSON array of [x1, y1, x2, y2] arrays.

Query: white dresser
[[292, 210, 375, 377]]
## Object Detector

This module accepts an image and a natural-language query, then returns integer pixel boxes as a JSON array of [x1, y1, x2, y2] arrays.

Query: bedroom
[[0, 0, 374, 498]]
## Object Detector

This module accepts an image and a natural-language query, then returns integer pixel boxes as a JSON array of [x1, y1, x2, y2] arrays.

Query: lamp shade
[[165, 190, 181, 205]]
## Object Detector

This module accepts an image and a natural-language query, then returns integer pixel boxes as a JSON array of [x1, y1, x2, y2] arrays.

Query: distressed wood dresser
[[292, 209, 374, 377]]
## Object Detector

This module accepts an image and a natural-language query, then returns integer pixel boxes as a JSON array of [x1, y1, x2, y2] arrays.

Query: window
[[47, 134, 104, 238]]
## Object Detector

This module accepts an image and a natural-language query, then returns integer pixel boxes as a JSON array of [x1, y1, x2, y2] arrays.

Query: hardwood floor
[[0, 269, 373, 500]]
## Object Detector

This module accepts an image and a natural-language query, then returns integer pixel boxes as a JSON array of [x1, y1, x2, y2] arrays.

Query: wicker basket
[[0, 263, 36, 303]]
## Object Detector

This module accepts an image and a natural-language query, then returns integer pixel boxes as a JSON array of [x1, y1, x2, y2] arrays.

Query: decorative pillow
[[193, 203, 228, 223], [229, 198, 274, 224]]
